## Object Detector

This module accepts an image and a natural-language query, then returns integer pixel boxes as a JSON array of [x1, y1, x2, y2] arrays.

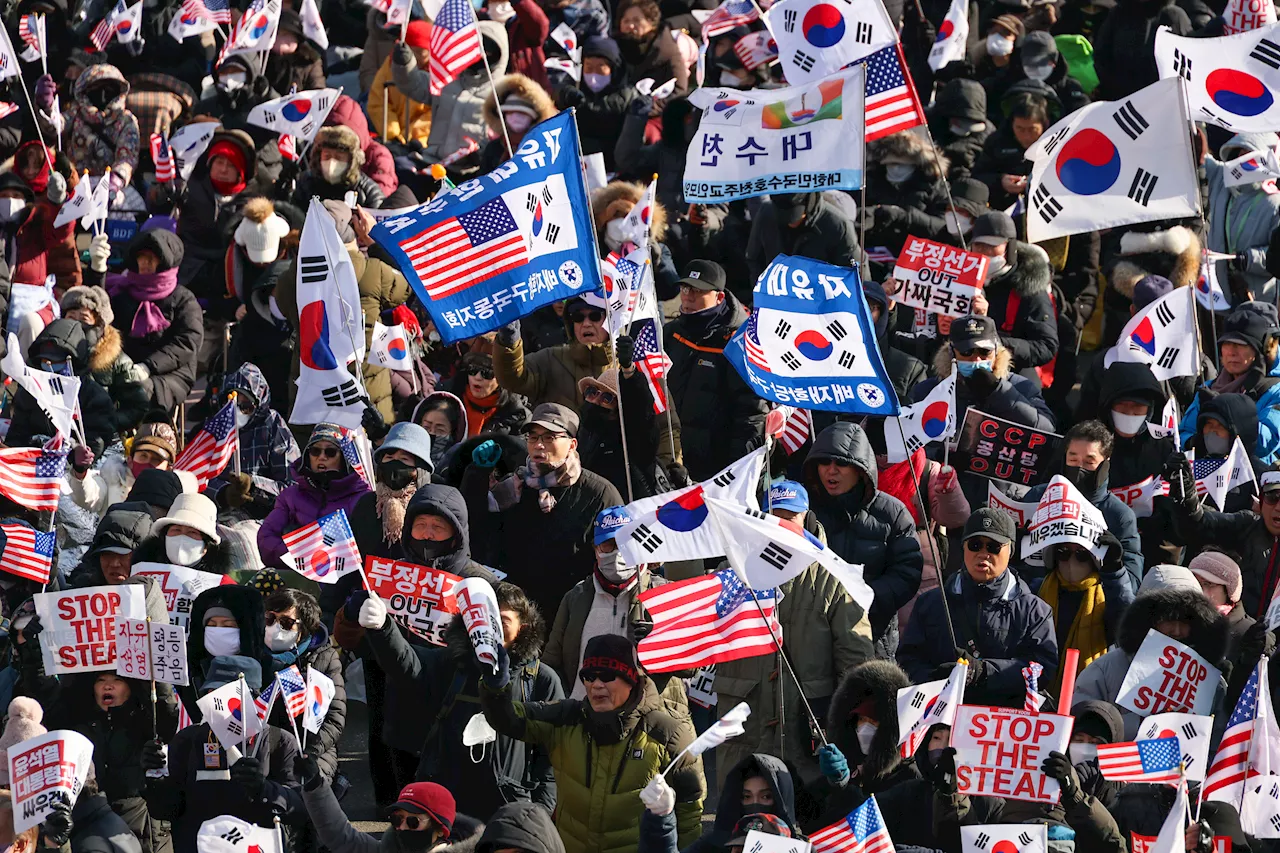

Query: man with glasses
[[898, 508, 1058, 708], [492, 295, 613, 409], [446, 352, 531, 438], [204, 362, 300, 518]]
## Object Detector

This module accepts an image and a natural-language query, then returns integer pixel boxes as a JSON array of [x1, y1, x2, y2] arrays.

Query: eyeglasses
[[1053, 544, 1091, 561], [235, 400, 255, 414], [966, 538, 1007, 555], [465, 365, 495, 379], [1264, 491, 1280, 505], [390, 814, 433, 831], [570, 310, 605, 324], [584, 386, 617, 407], [526, 431, 567, 447], [265, 612, 298, 631], [308, 446, 339, 459], [958, 348, 995, 360], [580, 670, 620, 684]]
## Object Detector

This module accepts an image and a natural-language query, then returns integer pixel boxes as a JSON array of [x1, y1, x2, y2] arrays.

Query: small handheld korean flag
[[1025, 77, 1199, 243], [897, 661, 966, 758], [248, 89, 339, 145], [303, 667, 336, 734], [53, 173, 91, 228], [885, 369, 956, 463], [1224, 147, 1280, 187], [928, 0, 968, 71], [664, 702, 751, 773], [1103, 287, 1199, 381], [367, 321, 414, 371], [197, 680, 263, 751], [765, 0, 897, 85], [197, 815, 284, 853], [299, 0, 328, 47], [961, 825, 1047, 853], [1151, 776, 1190, 853], [1201, 436, 1257, 510], [170, 121, 219, 181], [1138, 713, 1213, 782], [1196, 252, 1232, 312]]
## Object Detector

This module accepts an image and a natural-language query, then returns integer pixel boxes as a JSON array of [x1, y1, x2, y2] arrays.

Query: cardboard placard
[[34, 585, 145, 674], [364, 556, 461, 645], [953, 409, 1061, 486], [951, 705, 1073, 803], [1116, 629, 1220, 717], [115, 618, 188, 686], [1020, 475, 1108, 560], [131, 562, 229, 630], [10, 730, 94, 832], [892, 236, 988, 319], [685, 665, 718, 709]]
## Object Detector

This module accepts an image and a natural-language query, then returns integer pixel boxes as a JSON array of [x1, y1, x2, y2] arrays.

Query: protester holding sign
[[67, 502, 169, 626]]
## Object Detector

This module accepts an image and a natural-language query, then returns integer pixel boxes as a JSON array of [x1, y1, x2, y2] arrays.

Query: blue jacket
[[1021, 475, 1144, 592], [1179, 382, 1280, 466]]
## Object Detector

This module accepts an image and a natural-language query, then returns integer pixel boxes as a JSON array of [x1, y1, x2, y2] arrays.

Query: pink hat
[[1188, 551, 1243, 604]]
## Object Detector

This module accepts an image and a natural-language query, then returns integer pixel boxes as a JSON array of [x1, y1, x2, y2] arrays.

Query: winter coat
[[66, 453, 139, 522], [982, 240, 1060, 377], [493, 332, 612, 410], [366, 611, 562, 815], [358, 7, 399, 94], [1207, 133, 1280, 304], [204, 363, 300, 515], [480, 675, 705, 853], [863, 132, 951, 254], [1074, 580, 1230, 739], [190, 57, 281, 145], [478, 73, 560, 172], [649, 753, 795, 853], [1094, 362, 1177, 489], [292, 125, 386, 209], [324, 94, 399, 197], [1179, 390, 1273, 505], [263, 44, 327, 100], [590, 181, 680, 300], [443, 375, 531, 438], [7, 319, 117, 455], [369, 55, 432, 145], [617, 24, 690, 99], [479, 802, 564, 853], [899, 567, 1059, 707], [181, 583, 271, 711], [803, 424, 923, 639], [576, 372, 671, 500], [864, 278, 928, 402], [972, 120, 1034, 211], [258, 459, 371, 570], [176, 129, 261, 268], [982, 55, 1090, 126], [58, 64, 141, 185], [503, 0, 552, 90], [746, 194, 862, 284], [87, 325, 150, 434], [69, 791, 144, 853], [1171, 501, 1280, 621], [302, 775, 486, 853], [0, 170, 73, 290], [664, 292, 769, 482], [1099, 224, 1202, 354], [270, 625, 347, 781], [122, 71, 197, 139], [1092, 0, 1191, 101], [1021, 471, 1144, 591], [576, 70, 637, 172], [927, 80, 994, 180]]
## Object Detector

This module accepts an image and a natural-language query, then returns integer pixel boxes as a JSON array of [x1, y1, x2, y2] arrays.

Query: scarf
[[490, 452, 582, 512], [270, 646, 301, 667], [1211, 368, 1252, 394], [375, 482, 417, 543], [1037, 571, 1108, 691], [108, 268, 179, 337], [463, 388, 501, 437]]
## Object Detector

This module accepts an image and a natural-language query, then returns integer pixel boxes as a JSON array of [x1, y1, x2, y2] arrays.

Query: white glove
[[639, 773, 675, 816], [47, 171, 66, 205], [88, 233, 110, 273], [359, 592, 388, 630]]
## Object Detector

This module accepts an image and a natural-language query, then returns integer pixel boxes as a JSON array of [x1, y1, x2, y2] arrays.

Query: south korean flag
[[1024, 77, 1200, 243], [755, 306, 869, 375], [1138, 713, 1213, 782], [961, 824, 1047, 853], [1103, 287, 1199, 381], [1155, 23, 1280, 133]]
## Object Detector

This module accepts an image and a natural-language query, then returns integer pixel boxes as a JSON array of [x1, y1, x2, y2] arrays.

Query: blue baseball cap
[[767, 480, 809, 513], [594, 506, 633, 545]]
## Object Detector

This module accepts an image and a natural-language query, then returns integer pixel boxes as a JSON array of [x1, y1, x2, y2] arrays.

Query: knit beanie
[[60, 285, 114, 327], [405, 20, 432, 49], [579, 634, 640, 686], [500, 93, 540, 120], [1188, 551, 1243, 604], [234, 197, 291, 264], [0, 698, 47, 785], [307, 422, 346, 451]]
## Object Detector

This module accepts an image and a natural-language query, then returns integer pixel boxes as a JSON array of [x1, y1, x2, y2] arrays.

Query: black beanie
[[580, 634, 640, 685]]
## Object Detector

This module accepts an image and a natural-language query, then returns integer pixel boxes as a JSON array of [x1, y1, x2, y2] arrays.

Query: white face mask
[[597, 549, 638, 584], [987, 34, 1014, 57], [949, 119, 976, 137], [204, 626, 241, 657], [320, 158, 346, 183], [1111, 409, 1148, 438], [462, 711, 497, 752], [856, 721, 877, 754], [166, 534, 207, 566], [583, 72, 610, 93], [1023, 63, 1053, 82], [505, 112, 533, 132], [885, 163, 915, 184], [235, 409, 252, 429], [604, 217, 628, 250], [265, 624, 299, 651], [0, 198, 26, 222], [219, 73, 247, 91], [945, 211, 972, 236], [1068, 742, 1098, 764], [984, 255, 1007, 281]]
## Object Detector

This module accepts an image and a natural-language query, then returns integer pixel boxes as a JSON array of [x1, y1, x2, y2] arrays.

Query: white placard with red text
[[115, 618, 189, 686], [892, 236, 988, 319], [454, 577, 502, 672], [951, 705, 1073, 803], [1116, 629, 1220, 717], [34, 586, 145, 674], [131, 562, 229, 630], [10, 730, 94, 832]]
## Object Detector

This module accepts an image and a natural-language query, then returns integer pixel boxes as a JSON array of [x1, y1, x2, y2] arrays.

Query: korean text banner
[[683, 66, 866, 203], [370, 111, 601, 344], [725, 254, 900, 414]]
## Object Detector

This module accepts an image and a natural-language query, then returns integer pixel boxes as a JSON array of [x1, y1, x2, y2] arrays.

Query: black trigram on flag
[[1155, 301, 1176, 326], [712, 469, 737, 488], [837, 351, 855, 369], [781, 352, 802, 371], [973, 833, 991, 849], [630, 523, 664, 553], [1182, 721, 1200, 739], [300, 255, 329, 285], [221, 829, 245, 843], [1252, 37, 1280, 70], [909, 690, 926, 709], [792, 50, 816, 73], [759, 542, 793, 571], [322, 379, 363, 406], [1270, 814, 1280, 833], [1157, 347, 1181, 369], [261, 111, 277, 124], [932, 699, 948, 717], [1040, 126, 1070, 157], [47, 376, 64, 395], [1018, 831, 1035, 846], [854, 21, 871, 43], [827, 320, 848, 341], [782, 8, 797, 30], [1113, 101, 1149, 140], [1128, 168, 1158, 206], [1173, 48, 1193, 79], [775, 318, 792, 338], [1032, 183, 1062, 223]]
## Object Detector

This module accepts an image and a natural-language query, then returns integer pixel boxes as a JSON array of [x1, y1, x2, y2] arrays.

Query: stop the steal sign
[[951, 705, 1073, 803]]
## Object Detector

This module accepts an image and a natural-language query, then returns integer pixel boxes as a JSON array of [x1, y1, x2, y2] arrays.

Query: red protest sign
[[951, 705, 1074, 803], [892, 236, 988, 319], [364, 556, 461, 645], [1116, 629, 1220, 717], [1132, 833, 1229, 853]]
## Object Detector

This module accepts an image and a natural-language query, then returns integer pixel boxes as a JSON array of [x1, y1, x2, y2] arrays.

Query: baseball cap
[[971, 211, 1017, 246], [949, 314, 999, 354], [522, 403, 579, 438], [962, 507, 1017, 546], [767, 480, 809, 513], [594, 505, 633, 545], [677, 259, 726, 292], [1262, 470, 1280, 493], [390, 782, 456, 838]]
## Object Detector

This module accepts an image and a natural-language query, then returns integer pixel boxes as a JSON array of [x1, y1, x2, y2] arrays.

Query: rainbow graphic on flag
[[762, 78, 844, 129]]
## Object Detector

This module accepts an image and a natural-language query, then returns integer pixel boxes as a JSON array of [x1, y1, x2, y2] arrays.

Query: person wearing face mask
[[492, 293, 613, 410], [65, 418, 176, 523], [300, 775, 483, 853], [592, 180, 680, 296], [202, 363, 300, 519], [263, 9, 326, 96], [191, 56, 278, 142], [985, 32, 1089, 129], [1205, 132, 1280, 305], [1062, 701, 1126, 809], [974, 15, 1022, 79], [132, 492, 237, 583], [346, 421, 437, 570], [477, 73, 559, 173], [439, 352, 531, 439], [644, 754, 794, 853], [258, 423, 372, 571], [42, 64, 139, 199], [1186, 549, 1258, 662], [291, 124, 385, 208], [746, 191, 862, 285], [927, 80, 994, 182], [862, 132, 952, 256], [568, 37, 635, 172], [1183, 393, 1268, 512], [182, 585, 273, 705], [60, 285, 150, 434], [575, 362, 674, 500], [68, 502, 172, 629]]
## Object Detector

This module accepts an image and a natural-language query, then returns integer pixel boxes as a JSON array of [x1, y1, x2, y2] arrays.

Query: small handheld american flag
[[150, 134, 175, 182], [254, 678, 278, 724], [174, 399, 240, 489], [0, 523, 54, 584], [701, 0, 758, 38], [428, 0, 484, 95], [0, 435, 66, 513], [1023, 661, 1044, 711], [275, 665, 307, 718], [282, 509, 363, 584], [863, 44, 926, 142], [637, 569, 779, 673], [1096, 737, 1184, 784], [89, 0, 128, 50], [810, 796, 894, 853], [18, 14, 43, 62], [1204, 662, 1265, 805], [181, 0, 231, 24], [632, 319, 671, 414]]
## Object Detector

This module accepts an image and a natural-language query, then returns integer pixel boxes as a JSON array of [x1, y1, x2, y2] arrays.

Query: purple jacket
[[257, 459, 372, 569]]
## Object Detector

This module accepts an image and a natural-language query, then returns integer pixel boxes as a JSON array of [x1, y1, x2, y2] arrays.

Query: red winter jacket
[[504, 0, 551, 91], [324, 94, 399, 198]]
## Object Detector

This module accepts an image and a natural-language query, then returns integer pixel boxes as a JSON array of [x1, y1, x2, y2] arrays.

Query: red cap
[[405, 20, 433, 49], [390, 782, 455, 836]]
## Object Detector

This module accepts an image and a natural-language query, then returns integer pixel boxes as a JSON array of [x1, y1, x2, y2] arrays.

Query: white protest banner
[[961, 824, 1047, 853], [683, 67, 866, 203], [1020, 475, 1107, 561], [986, 482, 1038, 527], [743, 831, 811, 853], [197, 815, 284, 852], [1137, 712, 1213, 783], [951, 705, 1074, 803], [892, 237, 988, 319], [1110, 474, 1170, 519], [1116, 628, 1220, 717], [9, 730, 94, 832], [34, 585, 145, 674], [131, 562, 228, 630], [115, 618, 188, 686], [685, 665, 718, 709], [454, 577, 502, 673], [1131, 833, 1230, 853], [1224, 0, 1276, 34], [364, 556, 461, 645]]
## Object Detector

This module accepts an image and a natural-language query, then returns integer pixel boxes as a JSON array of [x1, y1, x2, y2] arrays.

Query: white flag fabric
[[1102, 287, 1199, 381], [550, 21, 581, 63], [765, 0, 896, 85], [685, 701, 751, 757], [386, 0, 412, 28], [615, 446, 766, 566], [1150, 777, 1190, 853], [168, 6, 218, 40], [1202, 437, 1256, 511], [19, 14, 45, 63], [170, 121, 219, 181], [705, 496, 874, 611], [85, 174, 112, 230], [2, 333, 81, 440], [115, 1, 143, 42], [53, 174, 92, 228], [1145, 396, 1182, 449], [223, 0, 282, 58], [303, 666, 336, 734], [299, 0, 329, 48], [1242, 660, 1280, 837], [248, 89, 339, 145], [1224, 148, 1280, 187], [598, 247, 658, 336], [961, 824, 1047, 853], [1137, 713, 1214, 783], [885, 369, 956, 463], [366, 321, 414, 371], [197, 680, 263, 751], [1025, 78, 1199, 242], [928, 0, 969, 71], [618, 177, 656, 250], [1224, 0, 1276, 35], [1196, 253, 1233, 312], [0, 25, 24, 81], [1155, 24, 1280, 132], [897, 663, 966, 758], [197, 816, 284, 853]]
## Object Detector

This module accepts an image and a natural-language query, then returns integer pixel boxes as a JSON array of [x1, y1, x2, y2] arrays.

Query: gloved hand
[[46, 170, 66, 205], [639, 773, 676, 816], [666, 464, 690, 489], [71, 445, 94, 473], [628, 94, 654, 116], [629, 620, 654, 645], [496, 320, 520, 348], [482, 644, 511, 692], [614, 334, 635, 369], [873, 204, 907, 229], [472, 439, 502, 468], [230, 756, 266, 799], [964, 658, 986, 686], [39, 797, 72, 847], [1161, 453, 1199, 512], [124, 33, 145, 55], [1042, 750, 1082, 805], [22, 614, 43, 641], [392, 41, 413, 67], [224, 472, 253, 509], [927, 746, 957, 795], [559, 86, 586, 109], [1239, 619, 1276, 666], [1233, 252, 1251, 272], [964, 365, 1000, 399], [343, 589, 371, 622], [89, 233, 111, 273], [934, 464, 958, 493], [359, 592, 388, 630], [817, 743, 850, 787], [293, 753, 323, 791], [361, 401, 389, 440], [1096, 531, 1124, 575], [33, 74, 55, 111], [140, 738, 166, 771]]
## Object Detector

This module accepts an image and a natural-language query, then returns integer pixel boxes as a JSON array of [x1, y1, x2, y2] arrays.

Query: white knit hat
[[234, 213, 290, 264], [155, 492, 222, 544]]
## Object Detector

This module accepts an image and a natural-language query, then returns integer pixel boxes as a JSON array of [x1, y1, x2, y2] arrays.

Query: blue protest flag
[[369, 111, 602, 344], [725, 254, 900, 415]]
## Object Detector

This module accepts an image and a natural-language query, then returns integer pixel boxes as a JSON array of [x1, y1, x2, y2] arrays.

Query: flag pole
[[745, 586, 829, 748], [603, 279, 636, 503], [37, 14, 47, 78], [238, 672, 249, 756], [472, 2, 513, 158], [147, 616, 158, 740], [1180, 77, 1214, 377], [643, 172, 679, 471], [9, 28, 55, 174]]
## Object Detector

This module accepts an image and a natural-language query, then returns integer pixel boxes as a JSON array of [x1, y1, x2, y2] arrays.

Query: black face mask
[[391, 829, 436, 852], [377, 460, 417, 491], [1062, 459, 1110, 493], [86, 86, 114, 110], [306, 468, 343, 491], [406, 533, 454, 563]]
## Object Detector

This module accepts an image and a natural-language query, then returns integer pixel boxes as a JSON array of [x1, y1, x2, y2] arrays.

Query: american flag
[[701, 0, 758, 38], [254, 678, 277, 723], [0, 103, 18, 120], [733, 30, 777, 70], [276, 664, 307, 717], [772, 405, 812, 454], [399, 196, 528, 300], [637, 569, 779, 673], [176, 700, 197, 732], [150, 134, 175, 182], [338, 427, 370, 486], [0, 523, 54, 584], [743, 309, 771, 372], [174, 399, 239, 489], [428, 0, 483, 95], [282, 509, 362, 583], [863, 44, 926, 142], [1097, 737, 1184, 784], [90, 0, 128, 49], [0, 436, 66, 512], [278, 134, 298, 162], [18, 14, 43, 60], [1023, 661, 1044, 711], [632, 319, 671, 414], [810, 796, 894, 853], [1204, 663, 1265, 804], [181, 0, 231, 24]]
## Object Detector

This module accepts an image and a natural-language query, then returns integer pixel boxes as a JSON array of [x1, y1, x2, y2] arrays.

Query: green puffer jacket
[[481, 675, 705, 853]]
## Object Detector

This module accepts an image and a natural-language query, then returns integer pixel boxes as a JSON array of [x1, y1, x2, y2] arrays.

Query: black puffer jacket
[[982, 240, 1060, 377], [1096, 362, 1176, 490], [864, 279, 927, 402], [477, 802, 565, 853], [576, 370, 670, 500], [7, 319, 117, 455], [746, 193, 862, 283], [180, 584, 271, 713], [69, 789, 144, 853], [804, 423, 923, 639], [927, 79, 994, 181], [684, 753, 795, 853], [1092, 0, 1192, 101]]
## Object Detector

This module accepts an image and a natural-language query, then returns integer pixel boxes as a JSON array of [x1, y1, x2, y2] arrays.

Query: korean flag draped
[[765, 0, 896, 85], [1102, 286, 1199, 381], [1025, 77, 1200, 243], [885, 368, 955, 463], [961, 825, 1047, 853], [370, 111, 601, 345], [248, 89, 339, 146], [290, 197, 368, 430], [1155, 23, 1280, 132], [725, 254, 899, 415], [928, 0, 969, 71]]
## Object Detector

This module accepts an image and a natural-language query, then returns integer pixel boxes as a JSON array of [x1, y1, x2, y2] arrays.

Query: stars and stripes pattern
[[338, 428, 369, 485], [1097, 737, 1184, 784], [744, 309, 770, 371], [0, 103, 19, 121], [428, 0, 484, 95], [277, 664, 307, 717], [278, 134, 298, 162], [0, 435, 66, 513], [173, 399, 240, 489], [0, 523, 54, 584], [1023, 661, 1044, 711], [632, 319, 671, 414], [282, 509, 362, 583], [150, 134, 175, 182], [770, 405, 812, 454], [18, 14, 43, 62], [254, 679, 277, 724], [176, 701, 196, 732], [733, 30, 777, 70], [181, 0, 231, 24], [863, 43, 926, 142], [701, 0, 758, 38], [810, 796, 893, 853], [1204, 664, 1263, 804], [636, 569, 779, 673], [89, 0, 129, 49], [399, 196, 528, 300]]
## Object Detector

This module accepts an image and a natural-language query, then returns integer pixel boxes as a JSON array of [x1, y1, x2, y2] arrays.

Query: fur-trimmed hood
[[481, 74, 557, 137], [1110, 225, 1202, 297], [869, 130, 949, 180], [992, 239, 1052, 298], [932, 344, 1015, 380], [590, 180, 669, 242], [828, 660, 910, 783], [88, 324, 124, 375], [1117, 588, 1229, 665], [309, 125, 367, 187]]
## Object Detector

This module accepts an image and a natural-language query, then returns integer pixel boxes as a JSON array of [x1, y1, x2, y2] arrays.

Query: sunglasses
[[966, 537, 1007, 555], [235, 400, 255, 414], [584, 386, 617, 406], [308, 446, 339, 459], [390, 814, 433, 831], [465, 365, 495, 379], [1264, 491, 1280, 505], [570, 310, 605, 324], [265, 612, 298, 631], [579, 670, 620, 684], [1053, 544, 1091, 561]]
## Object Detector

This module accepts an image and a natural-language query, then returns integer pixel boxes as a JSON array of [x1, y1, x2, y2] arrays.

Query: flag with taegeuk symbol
[[810, 795, 894, 853], [282, 509, 362, 584], [174, 399, 239, 490]]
